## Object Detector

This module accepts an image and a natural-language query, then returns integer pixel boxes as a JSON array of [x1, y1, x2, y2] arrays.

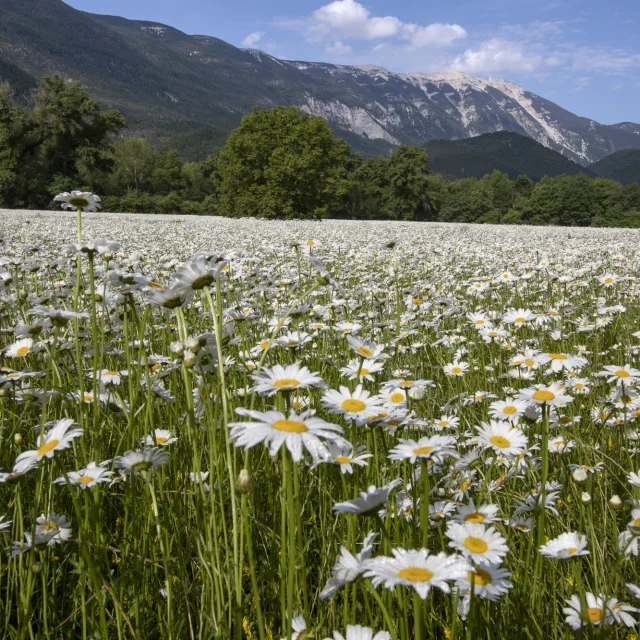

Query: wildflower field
[[1, 208, 640, 640]]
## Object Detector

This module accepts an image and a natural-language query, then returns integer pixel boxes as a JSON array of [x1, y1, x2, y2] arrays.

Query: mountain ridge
[[1, 0, 639, 165]]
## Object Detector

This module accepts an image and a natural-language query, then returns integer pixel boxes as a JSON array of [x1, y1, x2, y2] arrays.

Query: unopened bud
[[183, 351, 196, 368], [609, 494, 623, 510], [571, 468, 588, 484], [169, 341, 184, 357], [408, 386, 425, 401], [185, 336, 200, 354], [14, 433, 22, 445], [581, 492, 591, 504], [236, 469, 252, 493], [30, 561, 43, 574]]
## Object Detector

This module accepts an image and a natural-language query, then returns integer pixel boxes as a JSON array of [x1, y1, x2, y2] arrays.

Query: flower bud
[[30, 561, 43, 574], [571, 468, 588, 484], [185, 336, 200, 354], [14, 433, 22, 445], [183, 351, 196, 368], [581, 491, 591, 504], [169, 341, 184, 357], [408, 386, 425, 401], [236, 469, 252, 493], [609, 494, 623, 510]]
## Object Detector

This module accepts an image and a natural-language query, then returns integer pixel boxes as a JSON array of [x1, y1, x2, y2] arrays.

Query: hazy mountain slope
[[1, 0, 639, 164], [589, 149, 640, 185], [424, 132, 594, 181]]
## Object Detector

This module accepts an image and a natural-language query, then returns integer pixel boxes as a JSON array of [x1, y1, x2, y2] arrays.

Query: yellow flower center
[[398, 567, 433, 582], [413, 446, 433, 455], [475, 319, 485, 324], [357, 347, 373, 357], [567, 547, 577, 555], [260, 341, 270, 349], [342, 399, 366, 412], [450, 367, 462, 375], [106, 370, 118, 376], [358, 368, 370, 376], [524, 359, 535, 367], [155, 437, 168, 444], [438, 421, 449, 427], [616, 369, 630, 378], [469, 567, 492, 586], [464, 512, 486, 524], [16, 346, 30, 356], [273, 379, 300, 388], [514, 317, 525, 323], [464, 537, 488, 554], [390, 392, 404, 403], [502, 406, 517, 415], [586, 608, 603, 623], [532, 390, 555, 402], [37, 439, 60, 457], [334, 456, 351, 464], [399, 381, 413, 388], [633, 517, 640, 527], [78, 476, 94, 484], [490, 435, 511, 449], [549, 353, 567, 360], [413, 298, 423, 305], [604, 277, 613, 284], [272, 420, 308, 433]]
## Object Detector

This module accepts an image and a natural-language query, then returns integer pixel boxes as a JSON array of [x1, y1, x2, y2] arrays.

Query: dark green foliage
[[216, 106, 351, 219], [589, 149, 640, 185], [424, 132, 594, 181]]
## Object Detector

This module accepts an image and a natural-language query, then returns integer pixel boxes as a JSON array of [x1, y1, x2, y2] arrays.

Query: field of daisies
[[1, 204, 640, 640]]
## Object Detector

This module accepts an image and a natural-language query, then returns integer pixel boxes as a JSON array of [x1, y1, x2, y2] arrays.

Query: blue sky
[[66, 0, 640, 124]]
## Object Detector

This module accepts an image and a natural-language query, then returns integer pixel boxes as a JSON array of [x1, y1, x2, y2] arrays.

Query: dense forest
[[2, 75, 640, 227]]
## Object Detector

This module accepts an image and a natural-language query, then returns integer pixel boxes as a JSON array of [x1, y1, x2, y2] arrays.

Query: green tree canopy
[[216, 106, 351, 219]]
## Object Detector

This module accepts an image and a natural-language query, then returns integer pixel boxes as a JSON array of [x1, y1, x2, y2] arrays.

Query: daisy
[[282, 613, 307, 640], [320, 441, 372, 474], [172, 256, 226, 290], [346, 336, 389, 359], [54, 461, 113, 489], [628, 471, 640, 488], [322, 385, 383, 423], [563, 593, 614, 630], [36, 512, 73, 545], [502, 308, 536, 326], [518, 382, 573, 407], [379, 387, 407, 408], [444, 361, 469, 377], [432, 415, 460, 430], [363, 547, 469, 599], [476, 421, 528, 457], [339, 359, 384, 381], [14, 419, 83, 469], [114, 448, 170, 476], [333, 481, 401, 517], [451, 500, 500, 525], [320, 531, 377, 599], [467, 312, 494, 329], [599, 364, 640, 386], [446, 523, 509, 564], [54, 190, 101, 212], [536, 352, 587, 373], [323, 624, 391, 640], [230, 408, 343, 463], [4, 338, 34, 358], [455, 562, 513, 601], [388, 435, 458, 465], [539, 532, 589, 559], [488, 399, 528, 422], [139, 428, 178, 446], [252, 363, 324, 395]]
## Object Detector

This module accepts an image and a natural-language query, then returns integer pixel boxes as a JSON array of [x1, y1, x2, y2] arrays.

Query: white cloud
[[241, 31, 264, 47], [306, 0, 466, 48], [449, 39, 544, 74], [326, 40, 353, 55]]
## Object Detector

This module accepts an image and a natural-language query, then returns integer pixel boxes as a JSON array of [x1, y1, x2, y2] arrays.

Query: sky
[[65, 0, 640, 124]]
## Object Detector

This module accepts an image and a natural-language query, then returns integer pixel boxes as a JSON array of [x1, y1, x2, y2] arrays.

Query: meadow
[[0, 207, 639, 639]]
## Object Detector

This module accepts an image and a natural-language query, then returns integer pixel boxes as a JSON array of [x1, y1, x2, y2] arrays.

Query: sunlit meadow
[[1, 204, 640, 639]]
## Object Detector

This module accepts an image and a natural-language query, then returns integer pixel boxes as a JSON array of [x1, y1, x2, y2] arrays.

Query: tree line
[[2, 74, 640, 227]]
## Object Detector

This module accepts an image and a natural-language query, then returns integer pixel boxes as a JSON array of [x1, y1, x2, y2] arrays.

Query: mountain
[[1, 0, 639, 165], [424, 132, 594, 181], [589, 149, 640, 185]]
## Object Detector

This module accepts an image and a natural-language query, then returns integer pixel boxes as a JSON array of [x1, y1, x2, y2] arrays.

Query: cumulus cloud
[[306, 0, 466, 48], [326, 40, 353, 55], [241, 31, 264, 47], [449, 39, 544, 74]]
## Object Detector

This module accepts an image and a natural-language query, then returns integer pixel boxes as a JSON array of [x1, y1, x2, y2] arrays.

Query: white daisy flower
[[333, 481, 401, 517], [230, 408, 343, 463], [322, 385, 383, 423], [363, 547, 469, 600], [54, 461, 113, 489], [446, 522, 509, 564], [539, 532, 589, 559], [476, 421, 528, 457], [252, 363, 324, 395], [13, 419, 83, 469], [323, 624, 391, 640]]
